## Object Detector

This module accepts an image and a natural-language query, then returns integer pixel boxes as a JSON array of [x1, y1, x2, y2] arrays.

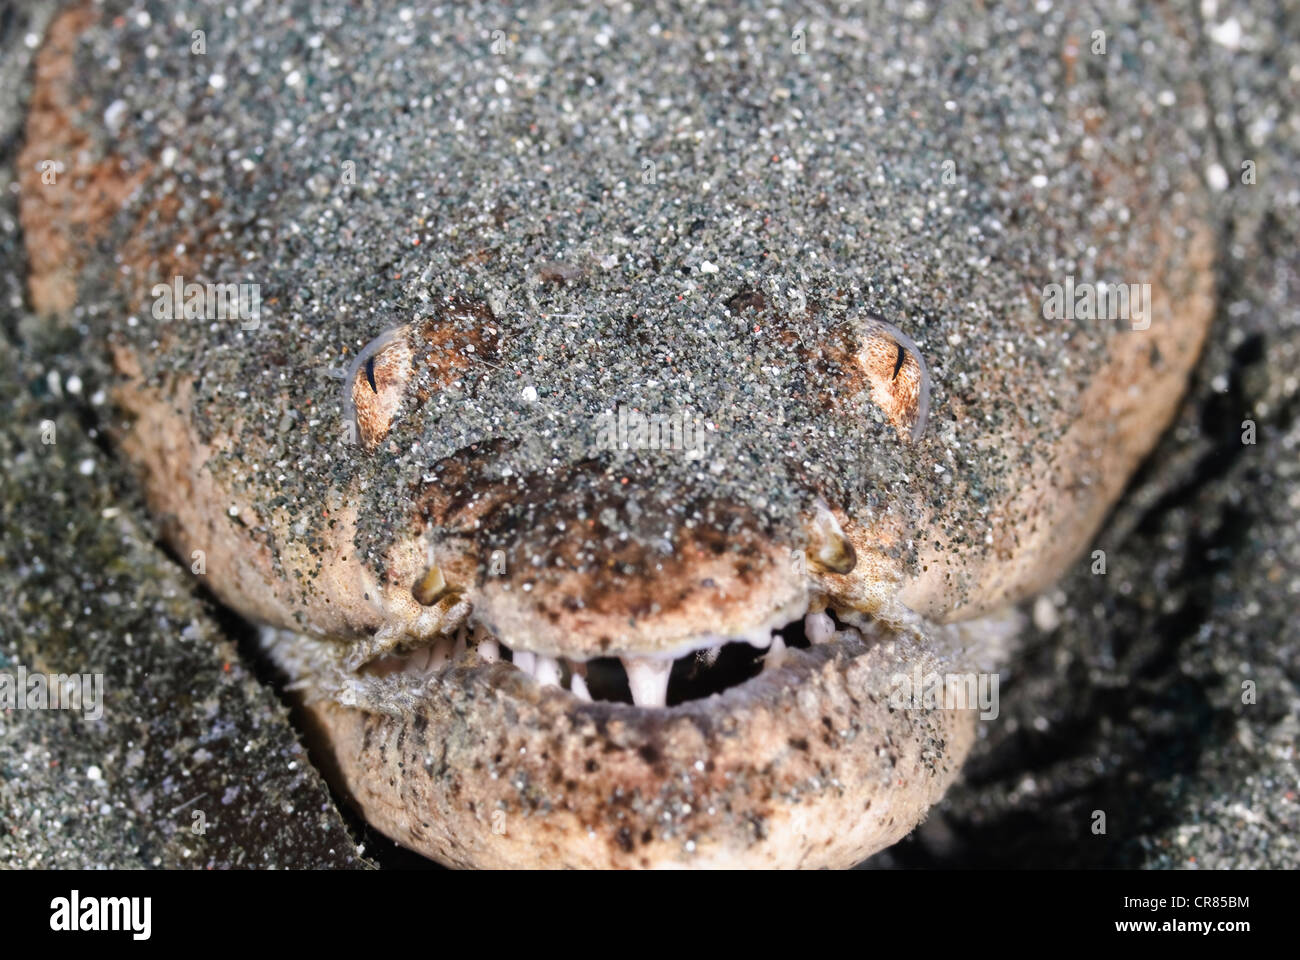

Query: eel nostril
[[808, 504, 857, 575]]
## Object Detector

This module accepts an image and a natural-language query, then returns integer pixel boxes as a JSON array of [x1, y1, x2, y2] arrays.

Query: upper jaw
[[438, 522, 812, 657], [466, 559, 813, 663], [410, 487, 880, 659]]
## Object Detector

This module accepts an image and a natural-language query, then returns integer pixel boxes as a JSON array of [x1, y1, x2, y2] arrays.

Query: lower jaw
[[270, 609, 986, 869]]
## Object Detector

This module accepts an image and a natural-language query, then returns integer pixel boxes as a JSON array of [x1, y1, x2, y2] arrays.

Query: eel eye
[[856, 318, 931, 442], [342, 326, 413, 449]]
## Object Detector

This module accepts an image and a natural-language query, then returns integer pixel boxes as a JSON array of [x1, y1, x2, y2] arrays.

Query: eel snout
[[262, 452, 994, 868]]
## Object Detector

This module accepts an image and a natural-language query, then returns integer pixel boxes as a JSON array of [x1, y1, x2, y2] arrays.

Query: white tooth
[[805, 611, 835, 645], [477, 639, 500, 663], [763, 635, 787, 672], [570, 673, 592, 702], [744, 629, 773, 649], [534, 655, 561, 688], [513, 650, 536, 676], [623, 656, 672, 708]]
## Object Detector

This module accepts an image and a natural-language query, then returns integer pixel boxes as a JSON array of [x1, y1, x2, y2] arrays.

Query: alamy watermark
[[1042, 276, 1152, 331], [152, 274, 260, 329], [594, 405, 707, 459], [50, 890, 150, 940], [889, 665, 1000, 720], [0, 666, 104, 720]]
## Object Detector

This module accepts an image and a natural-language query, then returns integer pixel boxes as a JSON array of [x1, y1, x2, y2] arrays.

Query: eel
[[17, 1, 1216, 867]]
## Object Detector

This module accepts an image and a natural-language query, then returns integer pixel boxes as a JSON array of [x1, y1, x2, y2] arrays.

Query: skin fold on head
[[19, 1, 1216, 867]]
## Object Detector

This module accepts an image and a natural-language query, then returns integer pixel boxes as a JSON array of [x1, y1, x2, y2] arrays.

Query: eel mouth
[[265, 595, 990, 868], [356, 599, 880, 709]]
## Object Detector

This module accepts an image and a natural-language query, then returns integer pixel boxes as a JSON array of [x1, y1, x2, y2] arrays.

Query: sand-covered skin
[[21, 0, 1212, 622], [1, 0, 1294, 868]]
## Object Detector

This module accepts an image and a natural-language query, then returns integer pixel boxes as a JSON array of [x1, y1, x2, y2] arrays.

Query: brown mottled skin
[[301, 637, 974, 869], [19, 3, 1216, 867]]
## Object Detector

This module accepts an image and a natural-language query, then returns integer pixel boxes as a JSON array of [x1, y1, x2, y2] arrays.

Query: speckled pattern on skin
[[3, 0, 1293, 869], [51, 0, 1211, 605]]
